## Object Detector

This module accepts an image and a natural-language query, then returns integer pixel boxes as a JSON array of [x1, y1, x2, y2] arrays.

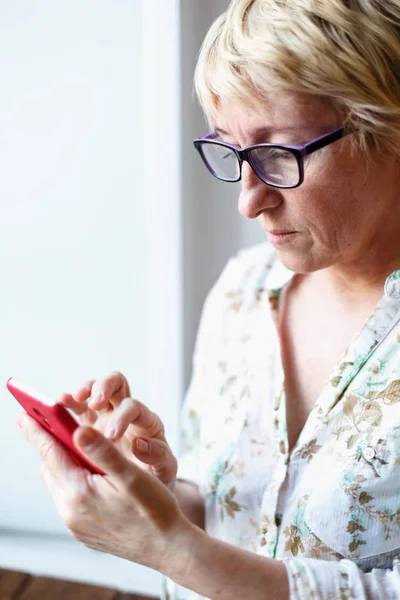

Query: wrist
[[159, 512, 205, 580], [160, 523, 290, 600]]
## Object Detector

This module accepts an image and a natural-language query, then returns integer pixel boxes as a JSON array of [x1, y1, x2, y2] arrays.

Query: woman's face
[[212, 93, 400, 275]]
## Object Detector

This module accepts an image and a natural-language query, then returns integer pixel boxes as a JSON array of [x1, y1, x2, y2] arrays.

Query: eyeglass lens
[[249, 146, 300, 186], [201, 143, 240, 181], [201, 143, 300, 186]]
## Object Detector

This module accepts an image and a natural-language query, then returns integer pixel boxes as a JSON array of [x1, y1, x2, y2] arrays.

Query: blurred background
[[0, 0, 264, 596]]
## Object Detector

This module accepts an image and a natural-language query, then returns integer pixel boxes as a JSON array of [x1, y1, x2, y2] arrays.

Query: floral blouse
[[169, 241, 400, 599]]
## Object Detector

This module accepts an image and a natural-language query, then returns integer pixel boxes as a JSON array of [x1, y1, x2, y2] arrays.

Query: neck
[[307, 240, 400, 308]]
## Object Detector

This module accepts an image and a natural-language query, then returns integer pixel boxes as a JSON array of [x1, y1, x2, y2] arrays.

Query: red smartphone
[[6, 377, 105, 475]]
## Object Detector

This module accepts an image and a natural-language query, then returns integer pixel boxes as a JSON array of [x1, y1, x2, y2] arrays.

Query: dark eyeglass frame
[[193, 126, 352, 189]]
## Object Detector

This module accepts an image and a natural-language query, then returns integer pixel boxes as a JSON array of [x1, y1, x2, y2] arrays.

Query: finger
[[17, 413, 79, 478], [59, 393, 91, 416], [104, 397, 164, 441], [73, 380, 95, 403], [73, 426, 137, 486], [133, 437, 170, 466], [72, 379, 110, 415], [133, 437, 177, 485], [88, 371, 130, 411], [59, 393, 98, 425]]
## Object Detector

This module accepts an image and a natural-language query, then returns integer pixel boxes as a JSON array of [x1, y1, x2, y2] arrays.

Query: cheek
[[301, 150, 366, 230], [292, 180, 357, 250]]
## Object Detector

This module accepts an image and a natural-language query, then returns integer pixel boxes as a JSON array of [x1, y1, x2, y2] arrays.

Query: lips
[[267, 230, 298, 244]]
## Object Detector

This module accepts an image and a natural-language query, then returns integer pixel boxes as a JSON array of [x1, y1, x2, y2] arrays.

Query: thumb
[[73, 426, 137, 483]]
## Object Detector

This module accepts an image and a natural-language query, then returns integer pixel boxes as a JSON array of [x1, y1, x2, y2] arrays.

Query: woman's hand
[[58, 371, 178, 489], [17, 413, 191, 573]]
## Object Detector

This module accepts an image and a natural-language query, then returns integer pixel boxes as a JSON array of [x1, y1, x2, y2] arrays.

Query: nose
[[238, 163, 283, 219]]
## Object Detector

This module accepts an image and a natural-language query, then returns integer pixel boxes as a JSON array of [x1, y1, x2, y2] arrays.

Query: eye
[[270, 149, 295, 161], [221, 150, 235, 160]]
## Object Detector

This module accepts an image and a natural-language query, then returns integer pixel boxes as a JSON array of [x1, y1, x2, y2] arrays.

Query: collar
[[385, 271, 400, 299]]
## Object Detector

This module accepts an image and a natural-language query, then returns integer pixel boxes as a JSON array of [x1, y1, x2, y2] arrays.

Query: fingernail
[[16, 414, 23, 427], [137, 438, 149, 454], [105, 427, 117, 440]]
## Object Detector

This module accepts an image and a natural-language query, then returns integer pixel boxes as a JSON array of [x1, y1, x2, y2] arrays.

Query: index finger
[[89, 371, 131, 411]]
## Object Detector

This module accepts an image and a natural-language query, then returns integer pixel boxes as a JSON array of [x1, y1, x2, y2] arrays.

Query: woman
[[18, 0, 400, 598]]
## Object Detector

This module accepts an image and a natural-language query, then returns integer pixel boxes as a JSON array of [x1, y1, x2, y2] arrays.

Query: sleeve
[[282, 556, 400, 600], [176, 254, 240, 490]]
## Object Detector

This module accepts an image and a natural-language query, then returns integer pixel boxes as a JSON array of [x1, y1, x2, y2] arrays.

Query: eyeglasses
[[193, 126, 352, 189]]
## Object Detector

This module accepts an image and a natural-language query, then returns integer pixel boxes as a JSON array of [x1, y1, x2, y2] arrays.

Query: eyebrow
[[214, 126, 299, 138]]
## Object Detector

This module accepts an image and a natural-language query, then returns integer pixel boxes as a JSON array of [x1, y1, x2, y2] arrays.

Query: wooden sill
[[0, 569, 158, 599]]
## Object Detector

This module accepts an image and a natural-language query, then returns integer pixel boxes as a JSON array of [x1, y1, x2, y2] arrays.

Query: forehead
[[210, 92, 338, 137]]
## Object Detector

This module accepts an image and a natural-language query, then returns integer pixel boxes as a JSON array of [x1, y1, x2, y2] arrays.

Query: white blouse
[[167, 241, 400, 599]]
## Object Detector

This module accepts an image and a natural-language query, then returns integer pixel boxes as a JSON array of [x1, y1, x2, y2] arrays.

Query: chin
[[275, 247, 332, 275]]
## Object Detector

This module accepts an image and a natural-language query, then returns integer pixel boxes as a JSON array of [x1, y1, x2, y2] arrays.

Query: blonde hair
[[195, 0, 400, 157]]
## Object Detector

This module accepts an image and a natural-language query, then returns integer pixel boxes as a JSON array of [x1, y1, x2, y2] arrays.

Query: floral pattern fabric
[[170, 242, 400, 599]]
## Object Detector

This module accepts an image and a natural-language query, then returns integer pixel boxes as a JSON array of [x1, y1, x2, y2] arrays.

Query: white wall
[[180, 0, 265, 391], [0, 0, 165, 596], [0, 0, 147, 535]]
